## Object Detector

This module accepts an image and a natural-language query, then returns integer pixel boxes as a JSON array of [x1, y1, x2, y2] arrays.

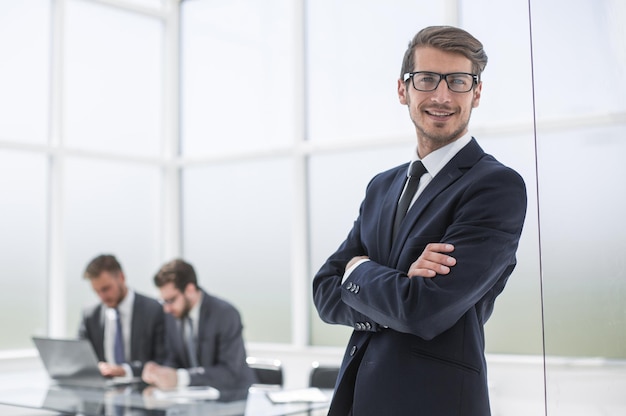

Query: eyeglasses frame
[[403, 71, 479, 93]]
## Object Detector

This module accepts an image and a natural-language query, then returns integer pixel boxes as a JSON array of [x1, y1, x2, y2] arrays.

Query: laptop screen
[[32, 337, 102, 380]]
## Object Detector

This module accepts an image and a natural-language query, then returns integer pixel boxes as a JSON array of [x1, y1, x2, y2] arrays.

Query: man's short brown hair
[[84, 254, 122, 279], [153, 259, 198, 293]]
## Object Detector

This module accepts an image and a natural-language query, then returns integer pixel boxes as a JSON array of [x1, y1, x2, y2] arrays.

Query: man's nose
[[430, 78, 453, 102]]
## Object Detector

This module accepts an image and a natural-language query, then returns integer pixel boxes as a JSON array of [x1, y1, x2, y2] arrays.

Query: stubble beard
[[113, 281, 128, 308], [415, 117, 470, 146], [410, 99, 475, 148], [180, 296, 192, 319]]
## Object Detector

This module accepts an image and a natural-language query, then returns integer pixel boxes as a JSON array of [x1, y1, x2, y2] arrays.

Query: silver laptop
[[32, 336, 134, 388]]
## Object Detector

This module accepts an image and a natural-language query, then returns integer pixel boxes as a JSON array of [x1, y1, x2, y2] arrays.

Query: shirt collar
[[188, 290, 202, 324], [108, 288, 134, 316], [409, 132, 473, 178]]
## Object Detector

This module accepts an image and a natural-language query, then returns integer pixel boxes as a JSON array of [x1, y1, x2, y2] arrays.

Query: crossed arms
[[346, 242, 457, 279]]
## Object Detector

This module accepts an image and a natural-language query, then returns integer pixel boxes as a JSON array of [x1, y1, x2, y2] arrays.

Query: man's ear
[[398, 78, 409, 105], [472, 81, 482, 108], [184, 282, 195, 296]]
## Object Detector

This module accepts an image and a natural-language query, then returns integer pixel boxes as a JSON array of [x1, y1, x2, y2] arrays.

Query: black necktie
[[113, 309, 125, 364], [393, 161, 427, 238]]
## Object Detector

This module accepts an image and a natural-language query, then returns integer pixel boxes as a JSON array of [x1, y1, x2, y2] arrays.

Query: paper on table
[[266, 387, 329, 404], [152, 386, 220, 401]]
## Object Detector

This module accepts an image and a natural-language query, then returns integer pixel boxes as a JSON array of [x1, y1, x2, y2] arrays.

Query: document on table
[[266, 387, 329, 404], [152, 386, 220, 401]]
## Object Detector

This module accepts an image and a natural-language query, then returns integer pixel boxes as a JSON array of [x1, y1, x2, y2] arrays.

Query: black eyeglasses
[[403, 71, 478, 93], [160, 291, 181, 305]]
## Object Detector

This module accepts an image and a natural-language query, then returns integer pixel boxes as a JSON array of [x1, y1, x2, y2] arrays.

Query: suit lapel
[[129, 295, 139, 359], [92, 305, 106, 360], [376, 166, 409, 263], [390, 139, 485, 262]]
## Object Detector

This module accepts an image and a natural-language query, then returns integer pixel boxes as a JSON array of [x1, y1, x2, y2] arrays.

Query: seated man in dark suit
[[79, 254, 166, 380], [141, 259, 256, 391]]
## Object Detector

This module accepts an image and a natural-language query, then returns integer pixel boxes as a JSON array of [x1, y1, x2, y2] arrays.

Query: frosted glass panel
[[63, 158, 162, 337], [182, 158, 293, 343], [538, 125, 626, 357], [531, 0, 626, 120], [0, 150, 47, 348], [180, 0, 298, 155], [123, 0, 165, 10], [460, 0, 535, 128], [309, 144, 409, 346], [64, 0, 162, 157], [532, 0, 626, 414], [0, 0, 49, 143], [306, 0, 445, 143]]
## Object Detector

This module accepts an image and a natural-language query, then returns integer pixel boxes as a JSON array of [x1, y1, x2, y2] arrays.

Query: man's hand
[[98, 362, 125, 378], [408, 243, 456, 278], [141, 361, 178, 389]]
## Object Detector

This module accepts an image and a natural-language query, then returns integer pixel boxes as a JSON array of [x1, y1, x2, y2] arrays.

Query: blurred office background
[[0, 0, 624, 414]]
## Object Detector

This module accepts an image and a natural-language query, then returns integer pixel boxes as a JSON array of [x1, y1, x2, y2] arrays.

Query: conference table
[[0, 368, 331, 416]]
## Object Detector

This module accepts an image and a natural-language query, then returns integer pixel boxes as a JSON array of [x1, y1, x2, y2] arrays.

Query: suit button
[[355, 323, 363, 330], [354, 285, 360, 294], [365, 322, 372, 330], [350, 346, 357, 356], [346, 282, 353, 290]]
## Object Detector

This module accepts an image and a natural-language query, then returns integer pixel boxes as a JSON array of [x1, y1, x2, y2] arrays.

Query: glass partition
[[182, 158, 294, 343], [63, 157, 162, 335], [0, 0, 49, 144], [64, 0, 162, 158], [0, 151, 48, 348], [179, 0, 299, 156], [531, 0, 626, 414]]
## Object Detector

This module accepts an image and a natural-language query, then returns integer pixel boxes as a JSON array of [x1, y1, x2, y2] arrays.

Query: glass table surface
[[0, 370, 330, 416]]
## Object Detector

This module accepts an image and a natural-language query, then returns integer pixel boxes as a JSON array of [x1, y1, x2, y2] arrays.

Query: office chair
[[309, 361, 340, 390], [246, 357, 284, 388]]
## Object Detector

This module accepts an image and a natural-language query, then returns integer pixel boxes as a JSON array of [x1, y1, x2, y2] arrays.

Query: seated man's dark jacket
[[79, 291, 166, 377], [163, 288, 256, 391]]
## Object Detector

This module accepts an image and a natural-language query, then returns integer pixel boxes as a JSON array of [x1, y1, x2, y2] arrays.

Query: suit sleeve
[[78, 313, 88, 339], [128, 296, 167, 377], [77, 306, 106, 362], [312, 198, 384, 332], [188, 304, 253, 390], [313, 165, 527, 340]]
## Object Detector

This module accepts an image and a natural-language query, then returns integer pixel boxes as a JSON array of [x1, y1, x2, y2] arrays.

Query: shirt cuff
[[119, 363, 134, 381], [177, 368, 191, 387], [342, 258, 370, 284]]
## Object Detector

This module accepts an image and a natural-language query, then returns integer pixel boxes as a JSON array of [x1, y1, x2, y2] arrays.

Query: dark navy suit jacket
[[313, 139, 527, 416], [163, 289, 256, 391], [79, 291, 166, 377]]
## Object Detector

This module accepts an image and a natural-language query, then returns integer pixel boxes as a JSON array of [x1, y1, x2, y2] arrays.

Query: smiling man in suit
[[79, 254, 166, 380], [313, 26, 527, 416]]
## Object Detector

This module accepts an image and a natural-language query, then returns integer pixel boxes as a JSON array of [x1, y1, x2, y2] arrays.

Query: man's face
[[159, 282, 192, 319], [90, 271, 127, 308], [398, 46, 482, 153]]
